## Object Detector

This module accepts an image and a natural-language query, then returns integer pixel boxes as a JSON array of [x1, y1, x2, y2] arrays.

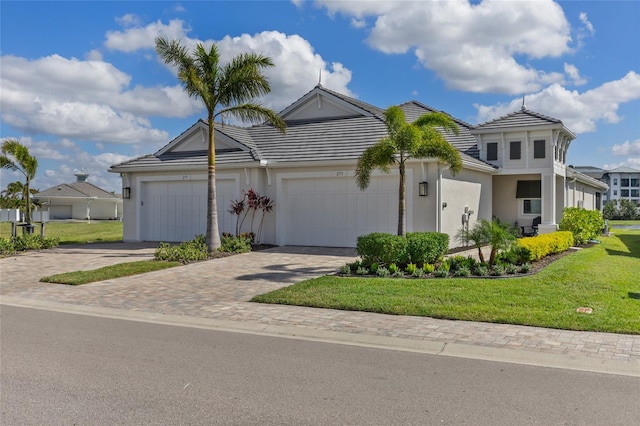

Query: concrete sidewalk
[[1, 242, 639, 376]]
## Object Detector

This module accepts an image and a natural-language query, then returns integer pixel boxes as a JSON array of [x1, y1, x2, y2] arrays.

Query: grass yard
[[252, 229, 640, 334], [0, 220, 123, 244], [40, 260, 180, 285]]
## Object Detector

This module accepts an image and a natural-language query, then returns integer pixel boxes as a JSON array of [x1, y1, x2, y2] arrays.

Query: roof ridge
[[401, 100, 474, 128]]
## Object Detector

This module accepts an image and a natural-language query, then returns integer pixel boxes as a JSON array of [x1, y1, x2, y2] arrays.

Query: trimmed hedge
[[517, 231, 574, 261], [356, 232, 449, 267]]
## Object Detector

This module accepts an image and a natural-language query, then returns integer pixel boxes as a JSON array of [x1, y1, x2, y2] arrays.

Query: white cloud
[[579, 12, 595, 36], [105, 19, 190, 52], [0, 53, 200, 143], [350, 18, 366, 29], [612, 139, 640, 157], [564, 63, 587, 86], [316, 0, 572, 94], [475, 71, 640, 134]]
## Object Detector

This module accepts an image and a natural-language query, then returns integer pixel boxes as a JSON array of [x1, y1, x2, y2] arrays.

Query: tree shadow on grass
[[605, 234, 640, 259]]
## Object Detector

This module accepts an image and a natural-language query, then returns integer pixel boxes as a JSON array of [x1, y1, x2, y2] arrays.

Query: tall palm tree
[[355, 106, 462, 236], [155, 37, 286, 252], [0, 139, 38, 225]]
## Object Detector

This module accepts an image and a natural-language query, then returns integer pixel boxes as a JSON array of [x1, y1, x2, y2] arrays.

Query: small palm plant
[[457, 219, 516, 265]]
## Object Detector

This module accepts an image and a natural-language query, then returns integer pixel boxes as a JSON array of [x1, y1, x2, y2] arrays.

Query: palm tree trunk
[[206, 117, 222, 252], [397, 162, 406, 236]]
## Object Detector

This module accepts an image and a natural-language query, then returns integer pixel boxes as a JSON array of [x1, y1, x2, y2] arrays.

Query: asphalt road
[[1, 305, 638, 425]]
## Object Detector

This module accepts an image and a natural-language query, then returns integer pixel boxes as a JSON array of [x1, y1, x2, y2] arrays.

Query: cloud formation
[[475, 71, 640, 133], [316, 0, 572, 94]]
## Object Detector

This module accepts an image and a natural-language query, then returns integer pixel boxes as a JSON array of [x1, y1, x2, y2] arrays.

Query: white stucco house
[[33, 171, 122, 220], [109, 85, 607, 248]]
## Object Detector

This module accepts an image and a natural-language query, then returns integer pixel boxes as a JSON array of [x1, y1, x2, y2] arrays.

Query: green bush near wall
[[356, 232, 449, 268], [559, 207, 605, 245]]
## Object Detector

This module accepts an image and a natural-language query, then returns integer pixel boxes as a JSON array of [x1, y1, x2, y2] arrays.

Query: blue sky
[[1, 0, 639, 193]]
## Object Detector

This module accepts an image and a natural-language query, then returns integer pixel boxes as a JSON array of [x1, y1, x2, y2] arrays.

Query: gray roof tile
[[34, 182, 119, 199]]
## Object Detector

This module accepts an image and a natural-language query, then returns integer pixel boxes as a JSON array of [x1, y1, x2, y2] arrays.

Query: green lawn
[[40, 260, 180, 285], [252, 230, 640, 334], [0, 221, 123, 244]]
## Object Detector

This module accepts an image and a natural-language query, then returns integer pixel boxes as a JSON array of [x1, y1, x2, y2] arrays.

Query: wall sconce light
[[122, 187, 131, 199], [442, 202, 448, 209], [418, 181, 428, 197]]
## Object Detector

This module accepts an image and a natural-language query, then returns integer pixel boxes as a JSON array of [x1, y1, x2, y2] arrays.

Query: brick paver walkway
[[2, 243, 639, 365]]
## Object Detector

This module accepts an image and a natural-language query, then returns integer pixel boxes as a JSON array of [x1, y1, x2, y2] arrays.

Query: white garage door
[[141, 179, 237, 242], [49, 205, 72, 220], [280, 175, 402, 247]]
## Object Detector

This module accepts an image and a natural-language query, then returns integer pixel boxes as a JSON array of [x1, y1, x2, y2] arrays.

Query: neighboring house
[[109, 85, 606, 247], [573, 165, 640, 207], [33, 171, 122, 220]]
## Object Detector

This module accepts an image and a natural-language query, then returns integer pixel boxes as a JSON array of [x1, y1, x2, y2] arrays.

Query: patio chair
[[520, 216, 541, 237]]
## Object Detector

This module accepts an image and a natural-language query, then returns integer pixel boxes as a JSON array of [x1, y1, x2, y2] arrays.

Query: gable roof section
[[279, 84, 384, 122], [472, 108, 576, 138], [34, 182, 119, 200], [572, 166, 605, 179], [606, 166, 640, 174]]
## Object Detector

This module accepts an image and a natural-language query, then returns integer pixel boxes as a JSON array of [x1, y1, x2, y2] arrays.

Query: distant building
[[573, 166, 640, 207], [33, 171, 122, 220]]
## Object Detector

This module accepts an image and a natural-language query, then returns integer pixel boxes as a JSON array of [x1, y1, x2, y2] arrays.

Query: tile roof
[[473, 107, 571, 134], [34, 182, 120, 200], [110, 86, 500, 173], [605, 166, 640, 174]]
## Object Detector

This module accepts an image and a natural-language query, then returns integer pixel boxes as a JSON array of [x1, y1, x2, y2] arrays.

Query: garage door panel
[[281, 175, 400, 247], [142, 179, 236, 242]]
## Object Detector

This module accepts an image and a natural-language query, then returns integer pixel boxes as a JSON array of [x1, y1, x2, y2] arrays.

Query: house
[[573, 165, 640, 208], [33, 171, 122, 220], [109, 85, 606, 247]]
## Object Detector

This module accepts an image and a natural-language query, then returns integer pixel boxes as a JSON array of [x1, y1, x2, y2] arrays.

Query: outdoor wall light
[[418, 181, 428, 197], [442, 202, 448, 209], [122, 187, 131, 199]]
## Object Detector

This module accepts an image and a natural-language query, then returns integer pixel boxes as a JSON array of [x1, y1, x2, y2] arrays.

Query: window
[[510, 141, 521, 160], [486, 142, 498, 161], [613, 190, 618, 196], [613, 178, 618, 185], [523, 199, 541, 214], [621, 189, 629, 197], [631, 189, 639, 197], [631, 179, 639, 187], [621, 178, 630, 186], [533, 140, 545, 159]]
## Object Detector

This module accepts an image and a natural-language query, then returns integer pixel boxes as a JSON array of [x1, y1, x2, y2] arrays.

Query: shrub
[[406, 232, 449, 265], [433, 269, 448, 278], [412, 268, 425, 278], [506, 263, 518, 275], [559, 207, 605, 245], [517, 231, 573, 261], [356, 233, 409, 267], [452, 266, 471, 277], [423, 263, 435, 274], [370, 263, 379, 274], [519, 263, 531, 273], [391, 270, 404, 278], [405, 262, 417, 275], [220, 234, 252, 253], [496, 245, 532, 265], [456, 218, 516, 265], [448, 255, 476, 272], [154, 235, 209, 263], [348, 260, 362, 272], [473, 263, 489, 276], [356, 266, 369, 275], [376, 266, 390, 277], [340, 264, 351, 275], [491, 263, 506, 276], [0, 234, 60, 254], [388, 263, 399, 274]]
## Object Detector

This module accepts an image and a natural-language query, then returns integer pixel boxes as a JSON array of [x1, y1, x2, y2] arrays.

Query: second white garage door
[[141, 179, 237, 242], [280, 174, 408, 247]]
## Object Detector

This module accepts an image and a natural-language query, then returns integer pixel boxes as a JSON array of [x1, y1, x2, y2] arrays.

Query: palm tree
[[0, 139, 38, 226], [155, 37, 286, 252], [355, 106, 463, 236]]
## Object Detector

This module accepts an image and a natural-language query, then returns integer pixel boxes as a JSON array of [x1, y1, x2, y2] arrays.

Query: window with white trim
[[516, 180, 541, 215], [533, 140, 545, 159]]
